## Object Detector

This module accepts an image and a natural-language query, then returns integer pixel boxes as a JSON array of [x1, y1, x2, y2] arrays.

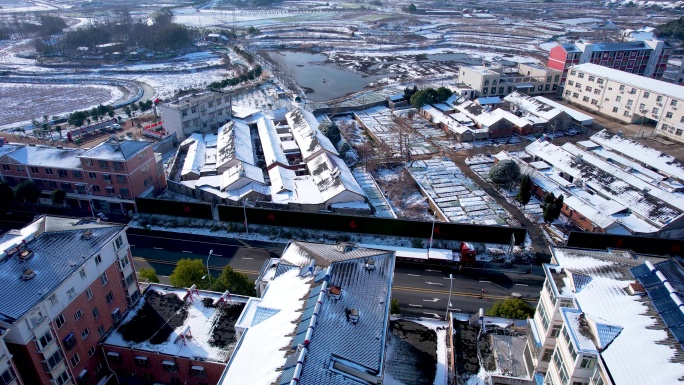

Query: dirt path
[[446, 151, 549, 255]]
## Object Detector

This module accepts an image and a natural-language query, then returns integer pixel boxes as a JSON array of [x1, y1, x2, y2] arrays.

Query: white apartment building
[[459, 63, 561, 98], [563, 62, 684, 143], [525, 247, 684, 385], [158, 91, 233, 139]]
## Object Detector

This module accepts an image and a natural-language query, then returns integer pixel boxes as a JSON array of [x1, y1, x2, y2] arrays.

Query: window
[[657, 95, 663, 102], [580, 356, 596, 369], [78, 268, 86, 279], [135, 356, 148, 367], [106, 291, 114, 304], [111, 308, 121, 322], [70, 353, 80, 368], [74, 309, 83, 321], [619, 85, 625, 92], [85, 159, 93, 167], [597, 78, 604, 84], [95, 254, 102, 265], [667, 112, 673, 119], [583, 96, 589, 102], [575, 82, 582, 89], [676, 129, 683, 136], [103, 174, 111, 181], [100, 272, 108, 285], [141, 373, 154, 381], [48, 293, 59, 305], [624, 111, 631, 117], [0, 367, 17, 385], [86, 287, 93, 300], [55, 314, 65, 329], [644, 92, 650, 98], [570, 70, 577, 76], [639, 103, 646, 110], [116, 175, 126, 183], [550, 324, 561, 338], [591, 99, 598, 106], [585, 86, 592, 92], [0, 164, 9, 171], [99, 160, 108, 168], [88, 346, 97, 357], [81, 328, 89, 340], [616, 96, 622, 102], [541, 349, 554, 362], [73, 171, 82, 178], [627, 99, 633, 107], [120, 188, 129, 197], [114, 235, 124, 250], [92, 307, 100, 319], [124, 273, 135, 287], [45, 168, 53, 175], [578, 73, 584, 79], [88, 172, 97, 179], [95, 363, 103, 375], [593, 89, 601, 95], [77, 370, 89, 384], [119, 255, 130, 270], [163, 361, 179, 372], [191, 366, 206, 377], [612, 107, 619, 113], [43, 349, 65, 372], [588, 75, 595, 82], [58, 169, 67, 177], [573, 93, 580, 99], [29, 166, 38, 173], [98, 325, 106, 336], [653, 107, 659, 115], [54, 370, 69, 385], [67, 287, 76, 299], [36, 330, 54, 351], [672, 99, 679, 107], [552, 348, 569, 384], [537, 301, 550, 331], [568, 80, 574, 86]]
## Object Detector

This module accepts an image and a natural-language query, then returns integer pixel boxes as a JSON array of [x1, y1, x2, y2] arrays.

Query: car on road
[[111, 123, 121, 130]]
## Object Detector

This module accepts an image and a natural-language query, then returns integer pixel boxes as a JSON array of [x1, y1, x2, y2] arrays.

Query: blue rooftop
[[477, 96, 502, 105], [0, 217, 125, 323]]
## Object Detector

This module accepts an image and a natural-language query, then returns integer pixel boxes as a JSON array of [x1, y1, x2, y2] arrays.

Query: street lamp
[[242, 198, 249, 235], [206, 249, 214, 291], [445, 273, 454, 320]]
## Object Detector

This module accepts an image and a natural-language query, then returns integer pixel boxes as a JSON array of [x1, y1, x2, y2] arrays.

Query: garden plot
[[408, 158, 511, 226], [374, 166, 432, 221], [352, 168, 396, 218], [355, 107, 440, 157]]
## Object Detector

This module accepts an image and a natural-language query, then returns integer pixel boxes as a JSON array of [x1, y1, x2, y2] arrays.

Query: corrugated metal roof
[[285, 241, 391, 268], [80, 139, 152, 161], [252, 307, 279, 327], [0, 218, 124, 322]]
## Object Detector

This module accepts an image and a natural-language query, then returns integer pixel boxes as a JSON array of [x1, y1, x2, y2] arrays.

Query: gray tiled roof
[[0, 218, 124, 322], [80, 139, 152, 161], [287, 241, 390, 267], [296, 250, 394, 385]]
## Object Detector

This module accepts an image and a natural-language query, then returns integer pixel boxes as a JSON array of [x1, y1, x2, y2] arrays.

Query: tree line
[[208, 65, 262, 90], [403, 86, 453, 108], [34, 9, 196, 56]]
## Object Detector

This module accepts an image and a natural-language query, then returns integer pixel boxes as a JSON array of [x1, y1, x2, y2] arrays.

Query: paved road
[[130, 233, 544, 320]]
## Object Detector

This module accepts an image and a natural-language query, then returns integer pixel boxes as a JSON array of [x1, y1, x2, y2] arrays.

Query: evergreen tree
[[516, 174, 532, 206]]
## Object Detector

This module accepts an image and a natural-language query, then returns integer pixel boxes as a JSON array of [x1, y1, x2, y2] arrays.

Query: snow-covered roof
[[80, 138, 152, 161], [180, 134, 206, 178], [504, 92, 563, 121], [268, 165, 296, 194], [221, 242, 395, 385], [307, 152, 365, 204], [220, 162, 265, 191], [525, 140, 684, 228], [220, 270, 312, 385], [104, 285, 248, 363], [589, 130, 684, 182], [217, 120, 254, 169], [572, 63, 684, 99], [422, 105, 464, 132], [6, 145, 84, 169], [550, 247, 684, 385], [490, 108, 532, 128], [533, 96, 594, 125], [256, 117, 288, 166], [287, 108, 338, 161]]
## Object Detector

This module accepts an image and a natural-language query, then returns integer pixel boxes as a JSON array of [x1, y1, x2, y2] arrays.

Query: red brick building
[[102, 285, 248, 385], [547, 40, 671, 83], [0, 216, 140, 385], [0, 138, 167, 216]]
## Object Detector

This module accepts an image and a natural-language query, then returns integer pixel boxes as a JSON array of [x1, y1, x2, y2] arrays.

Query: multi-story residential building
[[459, 63, 561, 98], [547, 40, 671, 83], [525, 247, 684, 385], [563, 63, 684, 143], [0, 215, 140, 385], [0, 329, 22, 385], [158, 91, 234, 139], [0, 138, 167, 215], [103, 285, 248, 385]]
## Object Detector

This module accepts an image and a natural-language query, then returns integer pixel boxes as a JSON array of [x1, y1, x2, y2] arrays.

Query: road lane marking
[[426, 282, 443, 286], [153, 247, 163, 250], [408, 304, 423, 307], [392, 285, 538, 303], [479, 280, 492, 283], [425, 269, 440, 272], [213, 254, 222, 257], [242, 257, 253, 260], [407, 274, 420, 277], [129, 244, 135, 247], [423, 298, 441, 302], [423, 312, 441, 318], [182, 251, 193, 253], [515, 284, 529, 287]]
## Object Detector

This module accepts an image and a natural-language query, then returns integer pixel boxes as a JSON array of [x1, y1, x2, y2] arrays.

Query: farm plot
[[0, 83, 122, 127], [408, 157, 512, 226], [352, 168, 396, 218]]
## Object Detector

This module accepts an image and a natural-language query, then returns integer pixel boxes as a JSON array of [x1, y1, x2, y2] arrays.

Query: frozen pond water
[[265, 51, 385, 102]]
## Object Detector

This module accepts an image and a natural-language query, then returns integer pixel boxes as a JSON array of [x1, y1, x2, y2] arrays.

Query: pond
[[264, 51, 385, 102]]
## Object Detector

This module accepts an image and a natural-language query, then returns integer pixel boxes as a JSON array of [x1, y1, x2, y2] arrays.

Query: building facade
[[459, 63, 561, 98], [0, 216, 140, 385], [158, 91, 233, 139], [547, 40, 671, 82], [563, 63, 684, 143], [0, 138, 166, 215]]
